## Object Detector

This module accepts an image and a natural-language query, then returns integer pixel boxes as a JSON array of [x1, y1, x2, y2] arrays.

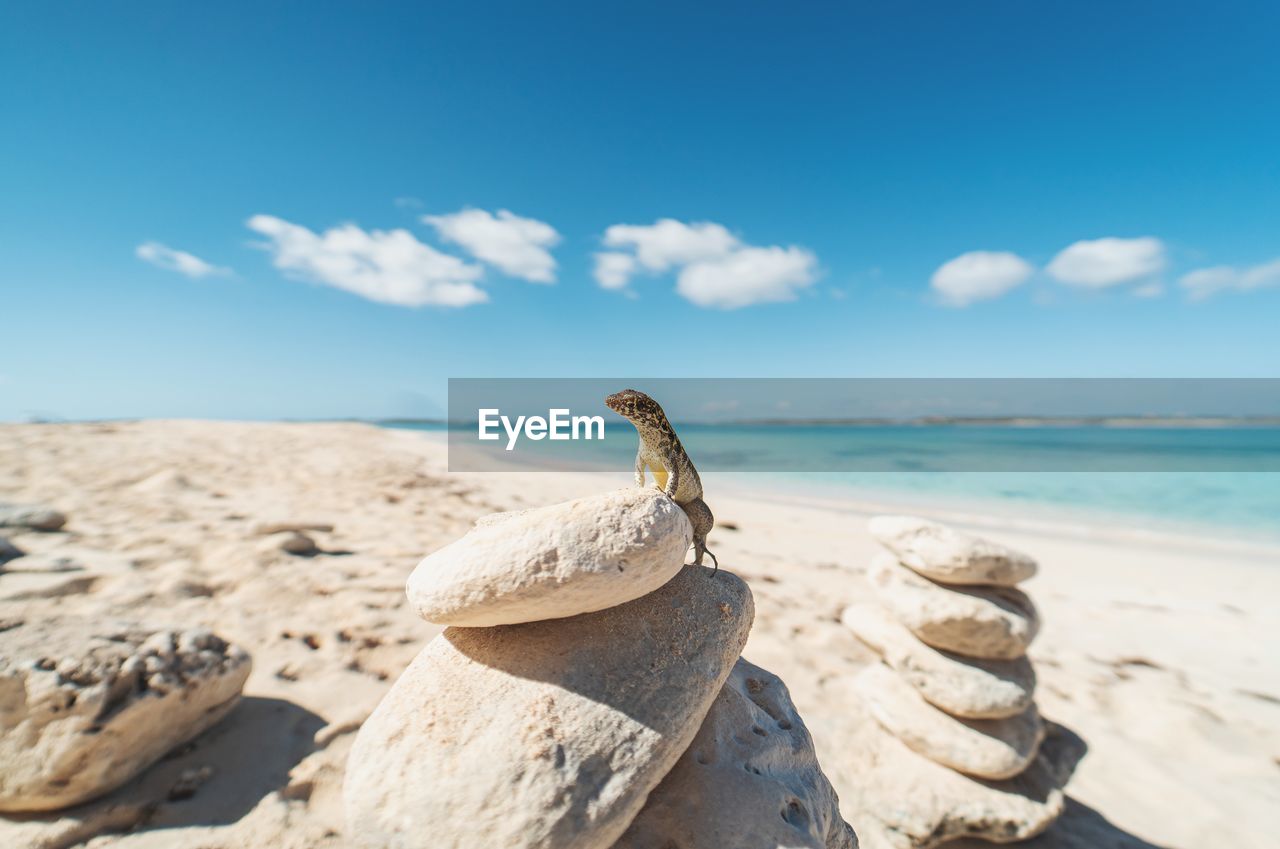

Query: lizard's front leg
[[661, 453, 680, 499], [633, 451, 646, 488]]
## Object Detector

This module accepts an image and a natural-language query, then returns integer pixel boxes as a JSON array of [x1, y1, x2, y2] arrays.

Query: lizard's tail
[[695, 539, 719, 576]]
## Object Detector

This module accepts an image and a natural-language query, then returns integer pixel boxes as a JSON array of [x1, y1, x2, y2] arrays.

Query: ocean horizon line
[[376, 414, 1280, 429]]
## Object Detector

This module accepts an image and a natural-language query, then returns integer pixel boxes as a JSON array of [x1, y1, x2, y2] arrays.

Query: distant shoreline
[[377, 416, 1280, 429]]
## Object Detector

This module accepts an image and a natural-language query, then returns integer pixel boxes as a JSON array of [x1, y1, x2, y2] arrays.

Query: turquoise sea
[[381, 421, 1280, 543]]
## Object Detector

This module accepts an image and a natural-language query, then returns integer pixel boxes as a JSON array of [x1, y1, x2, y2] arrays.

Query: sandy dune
[[1, 421, 1277, 848]]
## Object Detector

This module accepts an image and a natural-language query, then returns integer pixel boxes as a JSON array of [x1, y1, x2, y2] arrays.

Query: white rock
[[613, 657, 857, 849], [842, 603, 1034, 719], [870, 516, 1036, 586], [0, 617, 251, 812], [836, 705, 1083, 849], [869, 554, 1039, 659], [406, 488, 692, 626], [0, 503, 66, 532], [345, 565, 754, 849], [854, 664, 1043, 780]]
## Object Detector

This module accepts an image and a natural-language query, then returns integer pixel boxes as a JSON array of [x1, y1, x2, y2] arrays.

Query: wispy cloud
[[247, 215, 487, 308], [136, 241, 232, 278], [1180, 258, 1280, 300], [593, 252, 637, 290], [930, 251, 1033, 307], [1046, 237, 1166, 288], [423, 208, 560, 283], [593, 218, 818, 309]]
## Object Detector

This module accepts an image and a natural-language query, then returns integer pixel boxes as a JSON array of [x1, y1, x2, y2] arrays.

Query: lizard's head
[[605, 389, 666, 427]]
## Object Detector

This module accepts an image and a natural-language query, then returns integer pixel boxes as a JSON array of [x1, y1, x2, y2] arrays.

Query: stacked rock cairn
[[839, 516, 1083, 849], [344, 488, 857, 849]]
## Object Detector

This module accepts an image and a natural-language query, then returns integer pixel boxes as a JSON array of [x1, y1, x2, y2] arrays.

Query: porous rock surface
[[0, 616, 251, 812], [613, 657, 857, 849], [345, 565, 754, 849], [406, 488, 693, 627]]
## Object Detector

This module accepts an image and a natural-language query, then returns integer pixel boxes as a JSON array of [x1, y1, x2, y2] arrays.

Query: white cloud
[[1132, 281, 1165, 299], [136, 241, 231, 278], [247, 215, 487, 308], [930, 251, 1033, 306], [593, 252, 638, 290], [602, 219, 739, 274], [594, 218, 817, 308], [1179, 258, 1280, 300], [677, 246, 818, 309], [423, 208, 561, 283], [1046, 237, 1166, 288]]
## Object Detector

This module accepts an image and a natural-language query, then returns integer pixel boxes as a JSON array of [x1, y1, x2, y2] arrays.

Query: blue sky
[[2, 1, 1278, 420]]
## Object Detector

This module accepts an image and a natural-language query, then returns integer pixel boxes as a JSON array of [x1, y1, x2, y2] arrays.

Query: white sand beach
[[2, 420, 1277, 848]]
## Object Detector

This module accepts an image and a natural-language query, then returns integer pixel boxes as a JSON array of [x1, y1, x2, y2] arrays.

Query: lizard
[[605, 389, 718, 574]]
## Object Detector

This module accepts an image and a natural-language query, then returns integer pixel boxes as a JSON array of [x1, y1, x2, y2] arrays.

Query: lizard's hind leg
[[697, 541, 719, 576], [683, 497, 719, 576]]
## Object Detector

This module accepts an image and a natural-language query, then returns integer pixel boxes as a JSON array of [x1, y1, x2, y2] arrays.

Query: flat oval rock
[[855, 664, 1044, 780], [406, 488, 692, 626], [0, 503, 67, 532], [869, 515, 1036, 586], [612, 657, 857, 849], [835, 705, 1083, 849], [869, 554, 1039, 659], [345, 565, 754, 849], [842, 603, 1035, 719]]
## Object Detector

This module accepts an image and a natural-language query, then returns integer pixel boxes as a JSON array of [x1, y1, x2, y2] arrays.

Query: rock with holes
[[612, 657, 857, 849], [842, 603, 1034, 719], [0, 616, 251, 812], [869, 554, 1038, 659], [869, 516, 1037, 587], [835, 703, 1085, 849], [0, 503, 66, 532], [854, 664, 1043, 780], [406, 488, 693, 627], [345, 565, 754, 849]]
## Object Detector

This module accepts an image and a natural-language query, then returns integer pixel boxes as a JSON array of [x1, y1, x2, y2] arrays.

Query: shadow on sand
[[1, 696, 325, 844], [949, 796, 1174, 849]]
